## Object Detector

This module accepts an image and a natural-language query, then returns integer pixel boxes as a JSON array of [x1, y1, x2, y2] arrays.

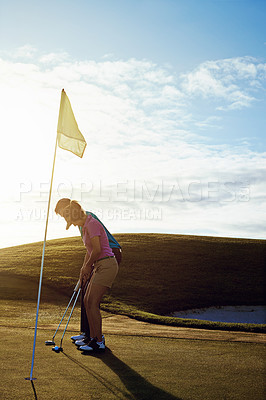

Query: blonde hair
[[62, 200, 84, 223], [55, 198, 71, 214]]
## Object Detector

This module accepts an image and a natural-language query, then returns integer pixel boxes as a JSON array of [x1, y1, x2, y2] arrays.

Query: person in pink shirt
[[62, 200, 119, 352]]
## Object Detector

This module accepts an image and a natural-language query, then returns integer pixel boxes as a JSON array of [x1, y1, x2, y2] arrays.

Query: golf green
[[0, 324, 265, 400]]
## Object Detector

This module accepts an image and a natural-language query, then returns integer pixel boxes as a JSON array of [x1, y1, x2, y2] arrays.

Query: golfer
[[55, 199, 120, 352], [55, 198, 122, 343]]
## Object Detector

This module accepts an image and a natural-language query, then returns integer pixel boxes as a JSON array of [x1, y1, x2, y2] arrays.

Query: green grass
[[0, 234, 266, 400], [1, 326, 265, 400], [0, 233, 265, 332]]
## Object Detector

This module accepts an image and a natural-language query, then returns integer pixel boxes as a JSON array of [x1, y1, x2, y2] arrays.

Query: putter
[[45, 280, 80, 346], [52, 286, 81, 353]]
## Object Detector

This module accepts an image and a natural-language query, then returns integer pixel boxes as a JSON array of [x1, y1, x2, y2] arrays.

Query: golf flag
[[57, 89, 87, 157], [26, 89, 87, 383]]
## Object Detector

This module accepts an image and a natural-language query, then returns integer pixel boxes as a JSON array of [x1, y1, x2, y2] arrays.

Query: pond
[[171, 305, 266, 324]]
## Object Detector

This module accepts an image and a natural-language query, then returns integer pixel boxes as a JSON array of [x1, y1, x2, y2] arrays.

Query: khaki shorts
[[92, 257, 119, 288]]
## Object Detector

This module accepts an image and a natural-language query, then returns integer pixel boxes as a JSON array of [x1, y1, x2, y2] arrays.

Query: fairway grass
[[0, 233, 265, 332], [0, 324, 265, 400]]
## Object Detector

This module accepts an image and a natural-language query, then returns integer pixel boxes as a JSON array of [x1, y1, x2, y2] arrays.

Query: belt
[[97, 256, 115, 262]]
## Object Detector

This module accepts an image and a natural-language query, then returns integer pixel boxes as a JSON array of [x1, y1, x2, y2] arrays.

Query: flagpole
[[26, 134, 58, 381], [25, 88, 86, 382]]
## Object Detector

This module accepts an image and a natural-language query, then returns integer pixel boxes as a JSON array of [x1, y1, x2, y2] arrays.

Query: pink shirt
[[82, 215, 114, 259]]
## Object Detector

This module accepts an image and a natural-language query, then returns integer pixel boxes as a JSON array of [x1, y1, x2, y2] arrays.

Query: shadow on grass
[[63, 351, 130, 399], [31, 381, 38, 400], [63, 348, 182, 400], [24, 380, 38, 400]]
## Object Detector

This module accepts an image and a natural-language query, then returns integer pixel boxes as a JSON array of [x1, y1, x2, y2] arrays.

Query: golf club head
[[52, 346, 63, 353], [45, 340, 55, 346]]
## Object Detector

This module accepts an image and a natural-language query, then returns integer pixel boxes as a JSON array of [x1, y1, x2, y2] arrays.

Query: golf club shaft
[[52, 280, 80, 340], [60, 287, 81, 347]]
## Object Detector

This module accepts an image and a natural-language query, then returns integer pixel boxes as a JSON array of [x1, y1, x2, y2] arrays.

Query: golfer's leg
[[84, 283, 108, 341], [82, 268, 96, 337], [112, 247, 122, 265], [81, 283, 90, 337]]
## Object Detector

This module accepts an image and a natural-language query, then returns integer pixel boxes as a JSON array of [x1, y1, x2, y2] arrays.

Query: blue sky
[[0, 0, 265, 247], [1, 1, 265, 66], [1, 0, 265, 149]]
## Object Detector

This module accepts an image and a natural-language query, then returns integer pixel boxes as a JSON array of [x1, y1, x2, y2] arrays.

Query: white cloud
[[0, 51, 265, 246], [181, 56, 266, 110], [194, 116, 222, 129], [39, 52, 70, 64], [9, 44, 38, 59]]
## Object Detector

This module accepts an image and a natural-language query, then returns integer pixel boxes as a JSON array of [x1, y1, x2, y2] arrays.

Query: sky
[[0, 0, 265, 248]]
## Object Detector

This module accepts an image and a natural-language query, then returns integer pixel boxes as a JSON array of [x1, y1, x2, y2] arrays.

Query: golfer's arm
[[84, 236, 101, 270], [82, 251, 90, 268]]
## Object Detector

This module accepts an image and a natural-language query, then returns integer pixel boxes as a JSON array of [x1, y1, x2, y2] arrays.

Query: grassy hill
[[0, 233, 265, 332]]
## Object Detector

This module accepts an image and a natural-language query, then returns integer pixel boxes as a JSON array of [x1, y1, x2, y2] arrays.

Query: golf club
[[52, 286, 81, 353], [45, 280, 80, 346]]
